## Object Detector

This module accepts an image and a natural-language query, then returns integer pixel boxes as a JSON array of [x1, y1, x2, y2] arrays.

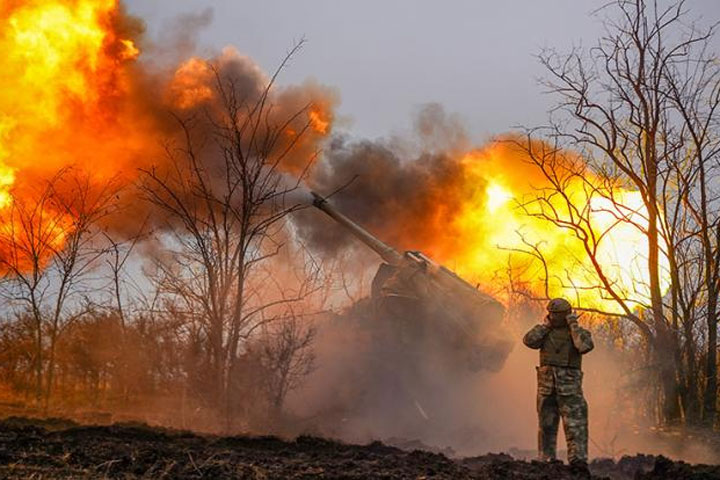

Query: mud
[[0, 417, 718, 479]]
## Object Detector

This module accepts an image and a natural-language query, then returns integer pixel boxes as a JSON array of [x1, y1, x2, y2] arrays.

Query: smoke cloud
[[296, 103, 475, 261]]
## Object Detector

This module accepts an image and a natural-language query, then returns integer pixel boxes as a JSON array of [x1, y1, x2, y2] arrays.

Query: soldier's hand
[[566, 313, 579, 327]]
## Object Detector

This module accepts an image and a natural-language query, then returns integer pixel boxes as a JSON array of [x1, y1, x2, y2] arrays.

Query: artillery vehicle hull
[[311, 192, 513, 373]]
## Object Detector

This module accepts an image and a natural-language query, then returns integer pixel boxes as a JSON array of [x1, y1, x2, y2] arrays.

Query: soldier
[[523, 298, 594, 476]]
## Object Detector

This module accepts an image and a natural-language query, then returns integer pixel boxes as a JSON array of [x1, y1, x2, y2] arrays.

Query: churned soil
[[0, 417, 718, 479]]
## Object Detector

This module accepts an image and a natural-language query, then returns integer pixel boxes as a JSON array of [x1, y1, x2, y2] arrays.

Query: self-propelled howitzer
[[311, 192, 513, 372]]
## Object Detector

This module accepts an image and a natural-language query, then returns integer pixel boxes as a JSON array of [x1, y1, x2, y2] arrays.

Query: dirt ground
[[0, 417, 719, 479]]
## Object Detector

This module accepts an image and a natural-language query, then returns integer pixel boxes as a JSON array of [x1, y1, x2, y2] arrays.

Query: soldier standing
[[523, 298, 594, 476]]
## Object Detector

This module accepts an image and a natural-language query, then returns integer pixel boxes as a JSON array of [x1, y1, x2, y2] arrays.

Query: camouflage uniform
[[523, 308, 594, 464]]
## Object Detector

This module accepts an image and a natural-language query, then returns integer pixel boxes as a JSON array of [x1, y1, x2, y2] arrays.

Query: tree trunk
[[646, 208, 680, 422], [654, 326, 682, 424], [34, 316, 43, 405], [683, 319, 701, 424], [703, 308, 717, 426], [43, 327, 59, 413]]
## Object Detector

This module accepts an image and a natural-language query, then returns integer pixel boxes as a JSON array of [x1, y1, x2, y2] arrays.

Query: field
[[0, 417, 719, 479]]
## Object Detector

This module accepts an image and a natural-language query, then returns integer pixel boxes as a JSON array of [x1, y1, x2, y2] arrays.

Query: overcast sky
[[124, 1, 720, 143]]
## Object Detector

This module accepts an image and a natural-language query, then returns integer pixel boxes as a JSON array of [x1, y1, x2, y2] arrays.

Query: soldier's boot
[[558, 393, 589, 464], [569, 459, 591, 479], [537, 394, 560, 461]]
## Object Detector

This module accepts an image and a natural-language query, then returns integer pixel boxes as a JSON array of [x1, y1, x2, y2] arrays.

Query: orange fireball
[[432, 142, 670, 314]]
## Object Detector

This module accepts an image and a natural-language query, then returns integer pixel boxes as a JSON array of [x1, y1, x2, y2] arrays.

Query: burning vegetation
[[0, 0, 719, 477]]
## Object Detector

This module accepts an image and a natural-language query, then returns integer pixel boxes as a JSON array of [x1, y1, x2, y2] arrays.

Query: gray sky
[[124, 0, 720, 142]]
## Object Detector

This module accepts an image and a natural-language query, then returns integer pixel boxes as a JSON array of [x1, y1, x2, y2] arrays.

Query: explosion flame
[[1, 0, 143, 181], [449, 144, 670, 314], [0, 0, 333, 266]]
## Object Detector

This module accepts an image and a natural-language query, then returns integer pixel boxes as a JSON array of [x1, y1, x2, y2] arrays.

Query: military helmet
[[547, 297, 572, 313]]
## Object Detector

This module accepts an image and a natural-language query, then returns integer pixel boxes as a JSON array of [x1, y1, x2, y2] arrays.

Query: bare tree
[[663, 36, 720, 425], [0, 170, 118, 409], [515, 0, 720, 424], [257, 313, 316, 422], [140, 43, 325, 430]]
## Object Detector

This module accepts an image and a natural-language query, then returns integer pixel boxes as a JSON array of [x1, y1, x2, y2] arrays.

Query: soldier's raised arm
[[523, 323, 550, 349], [567, 314, 594, 354]]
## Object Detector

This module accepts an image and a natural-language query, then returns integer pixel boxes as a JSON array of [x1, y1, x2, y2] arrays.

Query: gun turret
[[310, 191, 512, 372]]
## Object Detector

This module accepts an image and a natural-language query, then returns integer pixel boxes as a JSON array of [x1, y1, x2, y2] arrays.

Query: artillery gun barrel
[[311, 192, 403, 265]]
